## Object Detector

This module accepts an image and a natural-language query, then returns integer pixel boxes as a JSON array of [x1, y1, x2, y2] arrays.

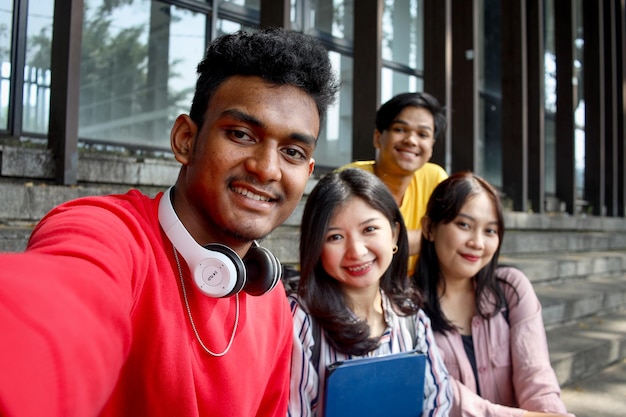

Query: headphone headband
[[158, 187, 241, 297]]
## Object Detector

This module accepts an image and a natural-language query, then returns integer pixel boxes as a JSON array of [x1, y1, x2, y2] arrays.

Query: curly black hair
[[189, 28, 340, 131]]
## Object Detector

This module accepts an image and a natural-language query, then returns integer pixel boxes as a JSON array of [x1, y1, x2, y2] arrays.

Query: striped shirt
[[288, 292, 452, 417]]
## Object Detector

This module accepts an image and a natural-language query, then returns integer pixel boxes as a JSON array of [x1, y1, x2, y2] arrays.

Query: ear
[[170, 114, 198, 165], [308, 158, 315, 176], [392, 221, 401, 246], [421, 216, 434, 241], [373, 129, 382, 149]]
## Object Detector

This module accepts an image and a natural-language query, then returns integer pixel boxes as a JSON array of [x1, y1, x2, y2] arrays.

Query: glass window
[[574, 0, 584, 199], [313, 51, 352, 168], [381, 68, 422, 104], [23, 0, 53, 134], [219, 0, 260, 11], [216, 18, 258, 37], [309, 0, 353, 40], [544, 0, 556, 196], [0, 0, 13, 131], [79, 0, 206, 148], [382, 0, 423, 71], [290, 0, 302, 30]]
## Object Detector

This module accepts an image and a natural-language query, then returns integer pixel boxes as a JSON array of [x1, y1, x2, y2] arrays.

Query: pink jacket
[[434, 267, 574, 417]]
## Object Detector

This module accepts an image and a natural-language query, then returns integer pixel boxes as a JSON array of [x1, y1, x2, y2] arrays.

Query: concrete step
[[0, 180, 163, 222], [501, 229, 626, 256], [548, 308, 626, 387], [499, 251, 626, 284], [560, 357, 626, 417], [0, 224, 34, 252], [537, 274, 626, 329]]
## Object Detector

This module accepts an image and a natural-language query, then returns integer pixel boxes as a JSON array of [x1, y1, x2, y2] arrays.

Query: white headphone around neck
[[158, 187, 282, 298]]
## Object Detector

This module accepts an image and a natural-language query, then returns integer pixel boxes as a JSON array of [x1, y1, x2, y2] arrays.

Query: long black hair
[[414, 171, 515, 333], [298, 168, 421, 355]]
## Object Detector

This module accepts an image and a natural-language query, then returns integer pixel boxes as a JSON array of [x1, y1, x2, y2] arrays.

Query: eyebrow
[[327, 217, 382, 231], [390, 118, 433, 131], [458, 212, 499, 226], [221, 109, 317, 146]]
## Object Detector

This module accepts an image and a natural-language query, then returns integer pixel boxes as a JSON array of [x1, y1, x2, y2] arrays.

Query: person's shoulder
[[412, 163, 448, 188], [60, 188, 154, 209], [414, 162, 447, 178], [287, 293, 306, 314], [496, 265, 532, 289], [338, 160, 375, 173], [43, 189, 159, 232]]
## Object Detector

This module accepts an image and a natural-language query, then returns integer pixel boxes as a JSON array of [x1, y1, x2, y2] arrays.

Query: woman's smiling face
[[429, 191, 500, 283], [320, 197, 399, 291]]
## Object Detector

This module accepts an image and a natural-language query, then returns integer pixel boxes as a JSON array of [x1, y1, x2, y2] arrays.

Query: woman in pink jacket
[[414, 171, 574, 417]]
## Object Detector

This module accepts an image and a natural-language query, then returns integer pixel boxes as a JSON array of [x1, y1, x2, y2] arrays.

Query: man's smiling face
[[374, 106, 435, 176], [171, 75, 318, 250]]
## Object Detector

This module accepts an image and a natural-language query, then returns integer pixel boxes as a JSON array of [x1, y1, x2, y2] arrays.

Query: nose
[[467, 232, 485, 250], [244, 144, 282, 183], [345, 236, 368, 259], [402, 129, 419, 146]]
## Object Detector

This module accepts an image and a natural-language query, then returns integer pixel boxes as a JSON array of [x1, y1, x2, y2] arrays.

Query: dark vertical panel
[[526, 0, 545, 213], [8, 0, 28, 137], [583, 0, 605, 216], [209, 0, 218, 40], [604, 0, 618, 215], [501, 0, 528, 212], [450, 0, 477, 172], [352, 0, 382, 161], [554, 0, 576, 213], [482, 0, 502, 186], [260, 0, 290, 28], [617, 0, 626, 216], [48, 0, 83, 185], [423, 0, 450, 169]]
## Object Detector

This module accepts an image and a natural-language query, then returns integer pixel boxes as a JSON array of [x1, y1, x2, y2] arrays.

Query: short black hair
[[189, 28, 340, 131], [375, 92, 446, 141]]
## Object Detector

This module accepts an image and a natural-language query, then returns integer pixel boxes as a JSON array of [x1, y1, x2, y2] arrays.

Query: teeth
[[233, 187, 270, 202], [347, 263, 371, 272]]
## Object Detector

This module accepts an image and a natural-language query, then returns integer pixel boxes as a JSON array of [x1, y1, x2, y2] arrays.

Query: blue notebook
[[323, 350, 426, 417]]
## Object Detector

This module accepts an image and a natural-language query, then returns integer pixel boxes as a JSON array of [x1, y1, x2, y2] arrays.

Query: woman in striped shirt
[[288, 168, 452, 417]]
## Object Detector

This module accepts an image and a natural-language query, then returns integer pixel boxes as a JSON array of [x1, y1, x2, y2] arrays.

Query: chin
[[224, 224, 272, 243]]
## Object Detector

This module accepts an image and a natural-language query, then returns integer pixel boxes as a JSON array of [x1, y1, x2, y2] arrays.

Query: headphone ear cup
[[198, 244, 247, 298], [242, 245, 282, 296]]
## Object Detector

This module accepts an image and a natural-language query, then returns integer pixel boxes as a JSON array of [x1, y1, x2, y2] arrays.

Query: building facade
[[1, 0, 624, 216]]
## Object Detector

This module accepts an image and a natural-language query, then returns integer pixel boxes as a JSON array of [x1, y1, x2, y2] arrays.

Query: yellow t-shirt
[[340, 161, 448, 276]]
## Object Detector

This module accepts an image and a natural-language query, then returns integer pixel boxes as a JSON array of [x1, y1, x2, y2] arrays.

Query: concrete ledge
[[501, 230, 626, 255], [0, 225, 34, 252], [0, 181, 164, 222], [560, 358, 626, 417], [504, 211, 626, 232], [549, 309, 626, 387], [500, 251, 626, 283], [537, 274, 626, 328], [1, 145, 178, 186]]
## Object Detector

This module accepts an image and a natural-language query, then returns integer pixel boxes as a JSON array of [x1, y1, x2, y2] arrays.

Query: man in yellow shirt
[[342, 92, 448, 275]]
